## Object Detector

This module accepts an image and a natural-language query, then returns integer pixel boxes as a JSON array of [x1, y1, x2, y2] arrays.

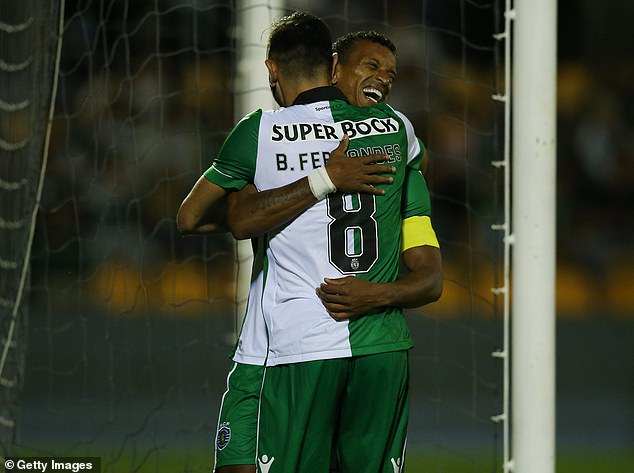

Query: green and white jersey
[[205, 87, 423, 366]]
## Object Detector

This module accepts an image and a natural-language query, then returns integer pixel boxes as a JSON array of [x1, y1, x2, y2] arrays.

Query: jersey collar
[[292, 86, 348, 105]]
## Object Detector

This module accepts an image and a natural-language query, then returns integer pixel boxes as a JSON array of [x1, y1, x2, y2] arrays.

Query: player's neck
[[280, 76, 330, 106]]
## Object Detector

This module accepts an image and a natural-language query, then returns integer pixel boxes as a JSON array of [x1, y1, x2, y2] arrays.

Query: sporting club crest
[[216, 422, 231, 450]]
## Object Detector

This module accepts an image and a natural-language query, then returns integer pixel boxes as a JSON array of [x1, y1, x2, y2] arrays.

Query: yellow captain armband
[[401, 216, 440, 252]]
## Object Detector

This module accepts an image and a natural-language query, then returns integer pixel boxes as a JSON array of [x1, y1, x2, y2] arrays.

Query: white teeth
[[363, 87, 383, 102]]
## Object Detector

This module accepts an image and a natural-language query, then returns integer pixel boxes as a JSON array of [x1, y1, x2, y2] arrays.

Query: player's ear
[[265, 59, 278, 87], [331, 52, 340, 85]]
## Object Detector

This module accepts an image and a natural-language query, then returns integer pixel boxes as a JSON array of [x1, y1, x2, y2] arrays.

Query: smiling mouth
[[363, 86, 383, 103]]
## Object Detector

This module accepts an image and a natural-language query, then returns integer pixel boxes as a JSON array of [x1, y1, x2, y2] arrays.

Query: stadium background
[[2, 0, 632, 471]]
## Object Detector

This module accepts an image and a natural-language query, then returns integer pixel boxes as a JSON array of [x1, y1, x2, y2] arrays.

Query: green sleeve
[[401, 136, 430, 218], [401, 168, 432, 219], [204, 109, 262, 191], [407, 137, 425, 171]]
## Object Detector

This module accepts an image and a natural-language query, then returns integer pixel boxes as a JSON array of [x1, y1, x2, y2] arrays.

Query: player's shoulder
[[377, 102, 410, 121], [376, 103, 416, 133], [231, 108, 263, 132], [223, 109, 264, 146], [348, 101, 414, 125], [236, 108, 263, 125], [328, 99, 394, 121], [267, 101, 327, 118]]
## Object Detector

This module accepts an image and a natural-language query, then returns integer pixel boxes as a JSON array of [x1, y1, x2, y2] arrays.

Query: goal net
[[0, 0, 62, 453], [3, 1, 505, 471]]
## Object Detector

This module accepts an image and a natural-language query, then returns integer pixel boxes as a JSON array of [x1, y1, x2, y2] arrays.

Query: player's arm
[[409, 136, 429, 175], [225, 135, 395, 240], [317, 167, 442, 320], [177, 176, 229, 234], [316, 219, 442, 320], [178, 134, 394, 238], [420, 147, 429, 175], [178, 109, 260, 235]]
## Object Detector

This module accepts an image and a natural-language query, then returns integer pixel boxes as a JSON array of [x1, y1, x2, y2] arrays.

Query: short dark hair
[[267, 11, 333, 79], [332, 31, 398, 64]]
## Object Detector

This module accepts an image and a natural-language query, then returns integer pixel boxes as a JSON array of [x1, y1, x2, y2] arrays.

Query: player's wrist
[[307, 167, 336, 200], [374, 283, 395, 307]]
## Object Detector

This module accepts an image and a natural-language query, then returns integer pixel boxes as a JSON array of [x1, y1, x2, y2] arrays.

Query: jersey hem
[[264, 341, 413, 366], [265, 347, 353, 366], [231, 353, 267, 366]]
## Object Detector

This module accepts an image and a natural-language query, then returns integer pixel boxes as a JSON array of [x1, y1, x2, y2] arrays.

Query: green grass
[[403, 448, 634, 473], [556, 448, 634, 473], [13, 446, 634, 472]]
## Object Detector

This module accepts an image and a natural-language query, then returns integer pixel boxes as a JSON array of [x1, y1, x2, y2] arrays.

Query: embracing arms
[[177, 136, 394, 238], [316, 243, 442, 320]]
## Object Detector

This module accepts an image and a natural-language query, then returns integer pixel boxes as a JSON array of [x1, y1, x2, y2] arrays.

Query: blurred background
[[0, 0, 632, 471]]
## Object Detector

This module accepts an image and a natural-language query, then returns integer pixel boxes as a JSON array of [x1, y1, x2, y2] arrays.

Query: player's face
[[333, 40, 397, 107]]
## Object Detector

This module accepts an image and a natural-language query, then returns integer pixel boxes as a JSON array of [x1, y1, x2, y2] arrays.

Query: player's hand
[[325, 135, 395, 196], [316, 276, 386, 320]]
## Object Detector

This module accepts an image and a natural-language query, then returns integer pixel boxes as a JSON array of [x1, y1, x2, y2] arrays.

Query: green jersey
[[205, 87, 424, 366]]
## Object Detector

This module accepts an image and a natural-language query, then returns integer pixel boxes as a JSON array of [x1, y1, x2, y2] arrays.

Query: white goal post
[[233, 0, 286, 336], [512, 1, 557, 473]]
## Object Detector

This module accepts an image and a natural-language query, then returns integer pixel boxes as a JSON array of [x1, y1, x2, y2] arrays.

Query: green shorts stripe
[[214, 362, 265, 470]]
